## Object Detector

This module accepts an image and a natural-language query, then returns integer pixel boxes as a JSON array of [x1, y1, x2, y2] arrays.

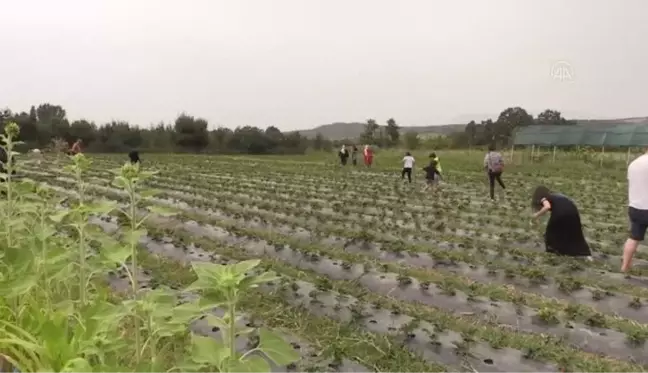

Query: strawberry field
[[9, 140, 648, 372]]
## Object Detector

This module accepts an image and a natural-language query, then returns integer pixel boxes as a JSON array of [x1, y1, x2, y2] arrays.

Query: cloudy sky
[[0, 0, 646, 130]]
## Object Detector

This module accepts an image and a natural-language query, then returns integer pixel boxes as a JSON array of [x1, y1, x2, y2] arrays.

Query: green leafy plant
[[184, 259, 300, 371]]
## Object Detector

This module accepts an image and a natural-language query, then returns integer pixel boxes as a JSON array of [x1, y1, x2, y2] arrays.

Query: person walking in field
[[484, 144, 506, 200], [621, 149, 648, 272], [430, 152, 443, 181], [363, 145, 374, 167], [351, 145, 359, 166], [531, 186, 592, 258], [401, 152, 415, 183], [422, 158, 440, 192], [338, 145, 349, 166]]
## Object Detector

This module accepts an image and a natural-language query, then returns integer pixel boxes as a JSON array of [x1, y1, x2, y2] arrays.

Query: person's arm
[[483, 154, 489, 169], [532, 198, 552, 219]]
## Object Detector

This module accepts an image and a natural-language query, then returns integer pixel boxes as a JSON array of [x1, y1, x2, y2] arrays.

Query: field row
[[22, 162, 648, 372]]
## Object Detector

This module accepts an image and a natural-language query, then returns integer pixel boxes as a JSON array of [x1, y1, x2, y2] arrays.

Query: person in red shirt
[[363, 145, 373, 167]]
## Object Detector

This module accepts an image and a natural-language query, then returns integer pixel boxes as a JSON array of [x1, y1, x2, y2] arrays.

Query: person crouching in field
[[422, 159, 440, 192], [68, 139, 82, 155], [531, 186, 592, 259], [129, 150, 140, 164]]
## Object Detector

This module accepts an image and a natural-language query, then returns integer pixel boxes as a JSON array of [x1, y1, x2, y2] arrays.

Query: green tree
[[209, 127, 233, 153], [36, 103, 69, 144], [464, 120, 477, 147], [264, 126, 284, 152], [173, 114, 209, 152], [385, 118, 400, 146], [403, 131, 420, 150], [536, 109, 572, 125], [360, 119, 379, 144], [11, 111, 39, 144], [495, 107, 534, 144]]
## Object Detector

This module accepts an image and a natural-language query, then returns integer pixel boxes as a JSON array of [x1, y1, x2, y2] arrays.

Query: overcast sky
[[1, 0, 646, 131]]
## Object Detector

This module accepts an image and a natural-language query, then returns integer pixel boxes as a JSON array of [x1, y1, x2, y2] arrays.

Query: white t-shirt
[[403, 156, 415, 168], [628, 153, 648, 210]]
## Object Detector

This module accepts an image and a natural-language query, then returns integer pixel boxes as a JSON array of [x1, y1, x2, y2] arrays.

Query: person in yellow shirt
[[430, 153, 442, 180]]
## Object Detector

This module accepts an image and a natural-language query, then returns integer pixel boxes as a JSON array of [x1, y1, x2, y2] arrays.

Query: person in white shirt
[[401, 152, 415, 183], [622, 149, 648, 272]]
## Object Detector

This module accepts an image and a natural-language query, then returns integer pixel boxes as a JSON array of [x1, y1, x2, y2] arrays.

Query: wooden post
[[552, 146, 557, 163], [531, 145, 535, 163], [600, 133, 608, 168], [627, 147, 632, 165], [509, 144, 515, 164]]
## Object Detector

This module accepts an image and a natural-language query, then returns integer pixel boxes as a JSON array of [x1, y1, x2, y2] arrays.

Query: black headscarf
[[128, 150, 140, 164]]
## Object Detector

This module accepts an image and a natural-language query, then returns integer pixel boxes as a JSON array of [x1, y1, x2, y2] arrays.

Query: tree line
[[448, 107, 573, 149], [325, 108, 573, 151], [0, 103, 310, 154], [0, 103, 572, 154]]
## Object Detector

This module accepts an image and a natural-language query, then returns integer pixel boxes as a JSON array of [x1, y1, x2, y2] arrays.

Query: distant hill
[[295, 122, 464, 140], [573, 117, 648, 129], [294, 117, 648, 140]]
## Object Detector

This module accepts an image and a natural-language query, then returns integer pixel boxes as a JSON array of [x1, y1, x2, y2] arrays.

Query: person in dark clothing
[[129, 150, 140, 164], [338, 145, 349, 166], [422, 159, 440, 192], [0, 147, 16, 178], [483, 144, 506, 200], [531, 186, 592, 258], [351, 145, 358, 166]]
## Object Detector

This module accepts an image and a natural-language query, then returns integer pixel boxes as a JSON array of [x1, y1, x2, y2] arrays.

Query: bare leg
[[622, 238, 640, 272]]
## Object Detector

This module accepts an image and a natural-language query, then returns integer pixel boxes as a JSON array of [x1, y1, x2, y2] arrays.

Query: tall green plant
[[0, 134, 298, 372], [184, 259, 300, 372]]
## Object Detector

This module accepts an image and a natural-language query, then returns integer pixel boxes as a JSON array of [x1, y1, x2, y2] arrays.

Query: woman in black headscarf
[[128, 150, 140, 164], [0, 147, 16, 177], [531, 186, 592, 258]]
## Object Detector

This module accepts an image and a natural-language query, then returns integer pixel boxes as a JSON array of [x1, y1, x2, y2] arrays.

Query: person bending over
[[531, 186, 592, 258], [129, 150, 141, 164], [422, 159, 440, 192]]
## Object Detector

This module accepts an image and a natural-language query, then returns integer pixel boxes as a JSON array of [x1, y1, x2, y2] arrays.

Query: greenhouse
[[513, 124, 648, 147]]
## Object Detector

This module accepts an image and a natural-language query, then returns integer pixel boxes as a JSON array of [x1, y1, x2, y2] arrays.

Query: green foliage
[[385, 118, 400, 147], [403, 131, 420, 150], [0, 104, 308, 155], [360, 119, 379, 145], [449, 107, 573, 149], [0, 125, 298, 372]]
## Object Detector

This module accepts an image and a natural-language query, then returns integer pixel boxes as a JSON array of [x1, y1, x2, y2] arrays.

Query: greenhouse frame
[[513, 124, 648, 147]]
